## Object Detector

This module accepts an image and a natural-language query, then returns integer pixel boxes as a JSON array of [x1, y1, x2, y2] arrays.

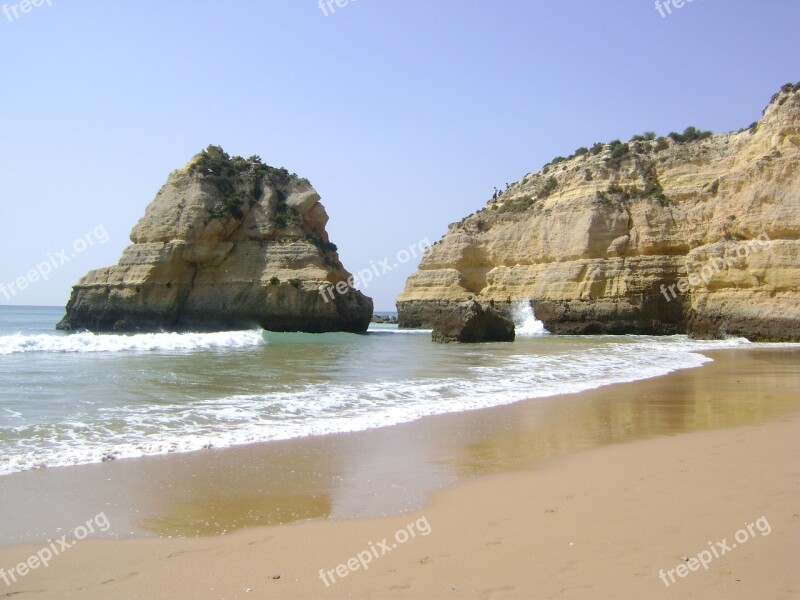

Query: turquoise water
[[0, 304, 769, 477]]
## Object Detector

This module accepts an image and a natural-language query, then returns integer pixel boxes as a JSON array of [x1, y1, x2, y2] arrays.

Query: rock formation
[[398, 83, 800, 342], [431, 300, 515, 343], [58, 146, 373, 333]]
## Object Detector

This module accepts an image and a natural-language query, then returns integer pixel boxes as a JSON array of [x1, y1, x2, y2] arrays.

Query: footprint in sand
[[101, 571, 140, 585], [485, 538, 505, 547], [166, 547, 216, 559], [480, 585, 518, 599], [389, 582, 412, 591]]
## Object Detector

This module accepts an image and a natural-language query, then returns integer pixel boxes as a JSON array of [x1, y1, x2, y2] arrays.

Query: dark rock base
[[430, 300, 515, 343]]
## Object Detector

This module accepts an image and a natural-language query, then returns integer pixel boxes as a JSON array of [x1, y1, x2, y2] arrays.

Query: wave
[[511, 301, 548, 335], [368, 326, 432, 335], [367, 302, 546, 336], [0, 334, 766, 476], [0, 330, 265, 355]]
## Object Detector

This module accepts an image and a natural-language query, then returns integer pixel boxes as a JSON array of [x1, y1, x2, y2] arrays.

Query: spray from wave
[[511, 301, 548, 336]]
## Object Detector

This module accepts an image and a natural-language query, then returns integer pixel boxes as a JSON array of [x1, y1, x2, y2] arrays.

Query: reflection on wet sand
[[133, 349, 800, 537], [443, 348, 800, 478]]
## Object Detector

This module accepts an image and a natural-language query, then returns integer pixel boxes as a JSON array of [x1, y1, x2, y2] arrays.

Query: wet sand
[[0, 347, 798, 598]]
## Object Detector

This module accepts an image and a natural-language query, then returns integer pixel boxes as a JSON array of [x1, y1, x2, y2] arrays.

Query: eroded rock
[[58, 146, 373, 333], [398, 84, 800, 342], [431, 300, 515, 343]]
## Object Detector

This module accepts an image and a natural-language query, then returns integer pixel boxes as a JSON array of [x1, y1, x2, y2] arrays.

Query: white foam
[[0, 330, 265, 355], [0, 334, 772, 477], [511, 301, 548, 335], [368, 326, 432, 334]]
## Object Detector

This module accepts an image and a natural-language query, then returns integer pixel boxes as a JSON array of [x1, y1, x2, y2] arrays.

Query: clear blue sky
[[1, 0, 798, 311]]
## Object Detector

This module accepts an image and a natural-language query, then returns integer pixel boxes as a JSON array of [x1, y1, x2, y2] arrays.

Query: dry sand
[[1, 348, 798, 599]]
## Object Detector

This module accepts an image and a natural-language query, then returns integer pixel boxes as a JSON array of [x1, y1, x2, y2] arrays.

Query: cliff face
[[398, 84, 800, 341], [59, 146, 373, 333]]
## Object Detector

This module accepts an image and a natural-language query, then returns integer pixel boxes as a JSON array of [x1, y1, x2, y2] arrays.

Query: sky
[[1, 1, 798, 311]]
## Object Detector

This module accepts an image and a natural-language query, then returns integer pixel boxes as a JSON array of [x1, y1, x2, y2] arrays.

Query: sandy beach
[[1, 347, 798, 599]]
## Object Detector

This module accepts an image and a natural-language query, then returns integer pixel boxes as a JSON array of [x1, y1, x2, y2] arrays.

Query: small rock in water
[[431, 300, 515, 343]]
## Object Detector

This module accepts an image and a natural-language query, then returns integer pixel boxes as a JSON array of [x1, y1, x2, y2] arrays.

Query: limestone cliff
[[398, 84, 800, 341], [58, 146, 373, 333]]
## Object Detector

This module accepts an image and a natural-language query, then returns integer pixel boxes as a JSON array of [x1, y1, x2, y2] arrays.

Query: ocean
[[0, 303, 773, 478]]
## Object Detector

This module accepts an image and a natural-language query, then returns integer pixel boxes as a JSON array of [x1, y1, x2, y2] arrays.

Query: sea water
[[0, 304, 765, 477]]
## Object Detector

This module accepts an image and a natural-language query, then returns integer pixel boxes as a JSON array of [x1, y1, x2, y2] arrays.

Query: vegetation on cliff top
[[766, 81, 800, 112], [190, 145, 297, 187], [540, 124, 713, 175], [491, 88, 799, 218], [190, 145, 305, 227], [667, 126, 713, 144], [190, 146, 339, 257], [496, 176, 558, 214]]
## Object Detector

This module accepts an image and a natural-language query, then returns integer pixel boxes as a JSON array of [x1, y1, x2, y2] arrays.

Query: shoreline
[[0, 346, 797, 597], [0, 347, 798, 541]]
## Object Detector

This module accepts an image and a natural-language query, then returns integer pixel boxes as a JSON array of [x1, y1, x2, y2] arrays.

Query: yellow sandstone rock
[[398, 84, 800, 341], [59, 146, 372, 333]]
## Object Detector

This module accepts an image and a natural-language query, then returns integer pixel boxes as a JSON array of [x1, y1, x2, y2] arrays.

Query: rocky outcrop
[[371, 315, 398, 324], [58, 146, 373, 333], [431, 300, 515, 343], [398, 84, 800, 341]]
